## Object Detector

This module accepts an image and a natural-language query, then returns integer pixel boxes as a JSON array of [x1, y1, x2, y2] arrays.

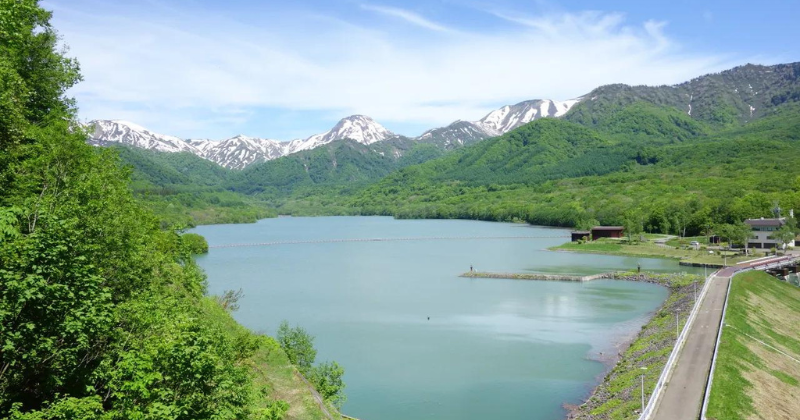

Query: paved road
[[651, 274, 730, 420], [650, 255, 794, 420]]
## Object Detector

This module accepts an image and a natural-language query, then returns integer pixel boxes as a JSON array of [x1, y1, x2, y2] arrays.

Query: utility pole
[[676, 310, 680, 339], [694, 280, 697, 303]]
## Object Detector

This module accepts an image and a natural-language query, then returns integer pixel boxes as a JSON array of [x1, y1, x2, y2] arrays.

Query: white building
[[744, 217, 795, 249]]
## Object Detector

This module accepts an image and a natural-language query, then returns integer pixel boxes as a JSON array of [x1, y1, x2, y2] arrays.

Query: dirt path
[[294, 371, 336, 420]]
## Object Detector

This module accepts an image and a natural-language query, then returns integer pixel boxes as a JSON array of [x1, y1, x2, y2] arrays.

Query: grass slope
[[200, 298, 333, 420], [706, 271, 800, 420]]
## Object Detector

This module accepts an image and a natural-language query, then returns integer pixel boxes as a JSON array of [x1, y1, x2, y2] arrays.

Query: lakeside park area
[[550, 234, 768, 267]]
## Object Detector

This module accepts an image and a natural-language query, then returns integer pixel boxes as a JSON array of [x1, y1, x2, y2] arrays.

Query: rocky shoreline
[[565, 272, 703, 420]]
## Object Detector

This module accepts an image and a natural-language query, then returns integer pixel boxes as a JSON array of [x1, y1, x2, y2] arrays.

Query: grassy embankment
[[201, 298, 336, 420], [570, 272, 703, 420], [552, 238, 752, 266], [706, 271, 800, 420]]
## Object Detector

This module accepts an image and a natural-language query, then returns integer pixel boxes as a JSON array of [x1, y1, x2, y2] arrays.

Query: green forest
[[0, 2, 342, 419]]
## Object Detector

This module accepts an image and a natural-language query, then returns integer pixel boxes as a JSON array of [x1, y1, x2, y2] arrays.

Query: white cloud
[[49, 2, 740, 139], [360, 4, 454, 33]]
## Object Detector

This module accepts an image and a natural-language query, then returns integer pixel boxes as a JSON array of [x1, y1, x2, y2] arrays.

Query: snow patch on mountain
[[417, 98, 581, 148], [88, 98, 580, 169], [89, 120, 200, 154], [200, 135, 285, 170], [286, 115, 394, 153], [476, 99, 581, 135]]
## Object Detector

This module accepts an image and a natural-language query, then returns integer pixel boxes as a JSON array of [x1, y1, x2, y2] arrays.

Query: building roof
[[591, 226, 624, 231], [571, 231, 591, 234], [745, 218, 786, 227]]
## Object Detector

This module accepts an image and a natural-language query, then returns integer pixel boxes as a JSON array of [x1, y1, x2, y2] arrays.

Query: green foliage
[[7, 397, 104, 420], [260, 99, 800, 234], [309, 361, 346, 409], [252, 400, 289, 420], [276, 321, 317, 373], [275, 322, 346, 408], [181, 232, 209, 254], [228, 138, 442, 196], [112, 145, 276, 227], [774, 224, 796, 249], [716, 221, 752, 248], [0, 3, 313, 419], [0, 217, 113, 409]]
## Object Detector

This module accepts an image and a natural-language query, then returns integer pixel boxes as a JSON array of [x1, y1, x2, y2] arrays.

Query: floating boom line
[[209, 235, 569, 249]]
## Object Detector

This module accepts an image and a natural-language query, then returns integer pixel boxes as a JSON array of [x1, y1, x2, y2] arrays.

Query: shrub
[[182, 232, 209, 254]]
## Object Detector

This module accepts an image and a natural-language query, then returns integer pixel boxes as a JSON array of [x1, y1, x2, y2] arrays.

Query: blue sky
[[45, 0, 799, 140]]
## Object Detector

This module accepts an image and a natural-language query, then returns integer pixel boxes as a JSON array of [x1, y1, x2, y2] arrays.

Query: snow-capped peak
[[88, 99, 581, 169], [476, 98, 581, 135], [413, 98, 582, 149], [88, 119, 199, 154], [287, 115, 395, 153]]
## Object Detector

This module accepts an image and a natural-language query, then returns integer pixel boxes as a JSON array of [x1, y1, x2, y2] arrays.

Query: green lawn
[[706, 271, 800, 420], [664, 236, 708, 248], [552, 239, 754, 266]]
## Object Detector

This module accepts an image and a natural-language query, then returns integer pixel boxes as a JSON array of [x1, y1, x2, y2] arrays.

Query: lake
[[194, 217, 685, 420]]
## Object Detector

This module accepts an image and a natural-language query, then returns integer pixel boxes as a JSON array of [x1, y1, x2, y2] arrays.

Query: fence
[[638, 269, 719, 420]]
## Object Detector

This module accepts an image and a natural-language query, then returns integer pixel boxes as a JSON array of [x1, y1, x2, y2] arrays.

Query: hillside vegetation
[[0, 2, 333, 419], [112, 62, 800, 234], [313, 98, 797, 231], [113, 146, 275, 226]]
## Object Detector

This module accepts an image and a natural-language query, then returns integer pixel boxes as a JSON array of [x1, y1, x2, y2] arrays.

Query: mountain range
[[109, 61, 800, 229], [88, 99, 580, 169]]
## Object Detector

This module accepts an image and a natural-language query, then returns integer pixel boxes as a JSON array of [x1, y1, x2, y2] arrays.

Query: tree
[[717, 222, 751, 253], [216, 288, 244, 312], [1, 3, 270, 418], [623, 209, 643, 243], [276, 321, 317, 373], [310, 361, 346, 408], [774, 224, 796, 252], [181, 232, 209, 254]]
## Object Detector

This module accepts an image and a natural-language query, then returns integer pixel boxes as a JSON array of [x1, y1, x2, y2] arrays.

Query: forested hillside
[[112, 146, 275, 226], [109, 60, 800, 237], [0, 2, 338, 419], [227, 137, 443, 195], [567, 62, 800, 127], [339, 101, 800, 231]]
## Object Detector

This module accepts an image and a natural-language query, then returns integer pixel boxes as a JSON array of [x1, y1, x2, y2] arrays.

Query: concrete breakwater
[[460, 271, 618, 282]]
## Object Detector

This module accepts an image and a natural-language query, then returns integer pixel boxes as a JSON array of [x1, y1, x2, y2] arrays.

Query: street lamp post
[[640, 367, 648, 413]]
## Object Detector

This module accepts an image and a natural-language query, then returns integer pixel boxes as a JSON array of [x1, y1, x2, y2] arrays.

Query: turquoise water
[[194, 217, 681, 420]]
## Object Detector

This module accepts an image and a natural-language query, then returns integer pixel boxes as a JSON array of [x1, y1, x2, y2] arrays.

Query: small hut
[[590, 226, 624, 239]]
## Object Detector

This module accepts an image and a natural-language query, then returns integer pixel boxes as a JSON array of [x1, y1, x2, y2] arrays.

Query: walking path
[[650, 274, 729, 420], [648, 255, 796, 420]]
